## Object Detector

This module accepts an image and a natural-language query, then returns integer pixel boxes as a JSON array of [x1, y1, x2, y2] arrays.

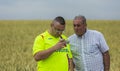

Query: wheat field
[[0, 20, 120, 71]]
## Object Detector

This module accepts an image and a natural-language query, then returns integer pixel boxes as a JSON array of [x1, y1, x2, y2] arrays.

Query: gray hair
[[74, 15, 86, 24]]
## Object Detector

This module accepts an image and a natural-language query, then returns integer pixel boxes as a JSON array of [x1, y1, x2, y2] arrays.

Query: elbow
[[34, 54, 42, 61], [34, 57, 40, 61], [103, 51, 110, 56]]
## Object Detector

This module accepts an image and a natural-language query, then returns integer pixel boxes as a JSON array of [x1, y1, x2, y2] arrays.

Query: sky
[[0, 0, 120, 20]]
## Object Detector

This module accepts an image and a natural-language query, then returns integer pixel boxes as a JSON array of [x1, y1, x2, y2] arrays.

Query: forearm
[[69, 58, 74, 71], [103, 51, 110, 71], [34, 40, 66, 61], [34, 46, 58, 61]]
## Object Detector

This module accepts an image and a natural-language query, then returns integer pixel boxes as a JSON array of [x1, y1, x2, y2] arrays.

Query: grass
[[0, 20, 120, 71]]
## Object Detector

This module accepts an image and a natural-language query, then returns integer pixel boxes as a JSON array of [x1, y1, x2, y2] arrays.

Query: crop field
[[0, 20, 120, 71]]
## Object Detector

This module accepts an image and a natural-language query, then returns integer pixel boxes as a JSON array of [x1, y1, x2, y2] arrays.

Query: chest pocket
[[86, 44, 99, 55]]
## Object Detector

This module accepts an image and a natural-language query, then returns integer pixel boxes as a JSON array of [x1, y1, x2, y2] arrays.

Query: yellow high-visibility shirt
[[33, 31, 72, 71]]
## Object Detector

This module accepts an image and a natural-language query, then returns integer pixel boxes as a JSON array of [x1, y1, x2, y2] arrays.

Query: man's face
[[73, 19, 86, 36], [52, 22, 65, 37]]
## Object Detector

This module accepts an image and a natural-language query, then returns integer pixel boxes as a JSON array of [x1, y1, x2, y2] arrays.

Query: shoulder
[[61, 34, 67, 40], [87, 30, 105, 40], [68, 34, 76, 40], [35, 31, 47, 40], [88, 29, 103, 36]]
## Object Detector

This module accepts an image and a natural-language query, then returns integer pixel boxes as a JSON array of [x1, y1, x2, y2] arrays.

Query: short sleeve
[[67, 44, 73, 58], [32, 35, 45, 56], [99, 33, 109, 53]]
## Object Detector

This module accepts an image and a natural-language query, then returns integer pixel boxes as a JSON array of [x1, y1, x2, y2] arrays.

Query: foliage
[[0, 20, 120, 71]]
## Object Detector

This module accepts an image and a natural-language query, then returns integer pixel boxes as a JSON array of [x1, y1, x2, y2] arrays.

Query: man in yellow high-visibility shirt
[[33, 16, 74, 71]]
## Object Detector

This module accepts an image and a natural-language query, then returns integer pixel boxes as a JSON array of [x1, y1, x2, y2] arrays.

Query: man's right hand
[[53, 39, 67, 50]]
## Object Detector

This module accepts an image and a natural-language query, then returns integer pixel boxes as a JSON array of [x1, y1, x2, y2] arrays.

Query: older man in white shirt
[[68, 15, 110, 71]]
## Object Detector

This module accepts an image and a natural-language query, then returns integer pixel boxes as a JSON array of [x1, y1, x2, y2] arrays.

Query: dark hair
[[54, 16, 65, 25]]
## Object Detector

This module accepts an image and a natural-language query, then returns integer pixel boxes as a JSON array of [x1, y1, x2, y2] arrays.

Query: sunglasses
[[53, 26, 64, 33], [73, 24, 81, 27]]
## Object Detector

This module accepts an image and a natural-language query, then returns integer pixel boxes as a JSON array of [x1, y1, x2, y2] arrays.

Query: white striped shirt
[[68, 29, 109, 71]]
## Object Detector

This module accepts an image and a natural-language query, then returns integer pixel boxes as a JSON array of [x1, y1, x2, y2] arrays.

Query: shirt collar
[[76, 28, 88, 39]]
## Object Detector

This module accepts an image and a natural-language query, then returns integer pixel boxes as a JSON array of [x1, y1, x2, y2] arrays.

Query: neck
[[78, 29, 87, 37], [48, 28, 53, 35], [48, 28, 59, 38]]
